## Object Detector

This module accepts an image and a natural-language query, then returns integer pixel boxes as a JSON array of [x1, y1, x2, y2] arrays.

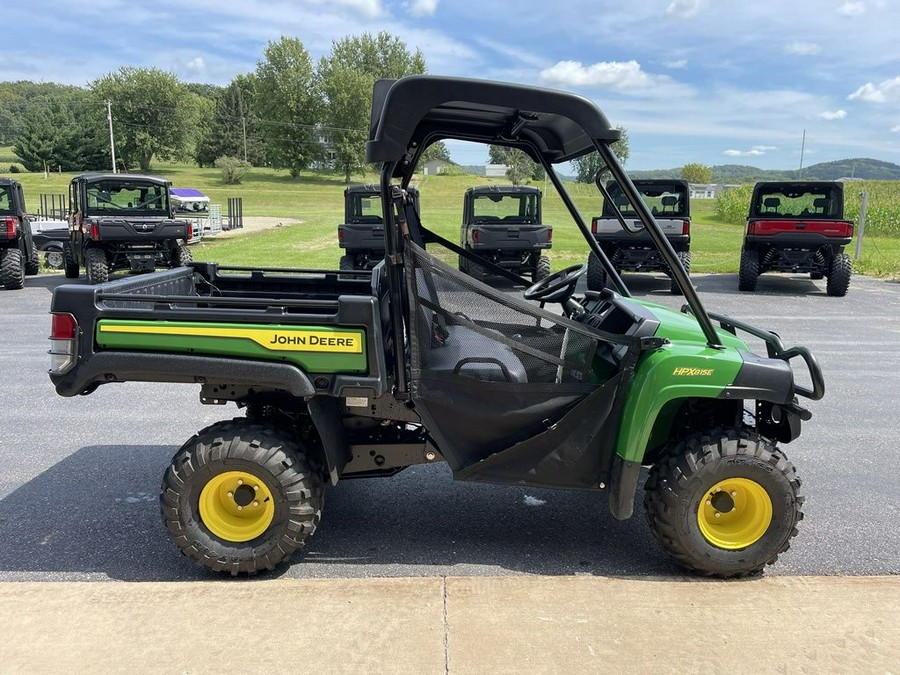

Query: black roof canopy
[[366, 76, 620, 177]]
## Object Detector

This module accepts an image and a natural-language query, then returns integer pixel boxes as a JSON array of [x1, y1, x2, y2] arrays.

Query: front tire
[[826, 253, 851, 297], [25, 245, 40, 275], [586, 251, 608, 291], [339, 254, 355, 271], [160, 418, 324, 575], [0, 248, 25, 290], [644, 428, 803, 578], [172, 243, 192, 267], [738, 248, 759, 292], [85, 248, 109, 284]]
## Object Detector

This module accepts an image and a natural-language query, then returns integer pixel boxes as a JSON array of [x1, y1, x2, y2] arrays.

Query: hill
[[628, 158, 900, 183]]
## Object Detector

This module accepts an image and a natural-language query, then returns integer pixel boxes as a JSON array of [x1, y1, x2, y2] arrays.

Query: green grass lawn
[[6, 159, 898, 278]]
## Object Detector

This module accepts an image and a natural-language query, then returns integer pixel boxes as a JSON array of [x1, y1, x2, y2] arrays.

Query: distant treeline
[[630, 158, 900, 183]]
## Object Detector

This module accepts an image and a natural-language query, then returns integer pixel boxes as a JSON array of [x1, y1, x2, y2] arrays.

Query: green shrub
[[715, 184, 753, 224], [8, 164, 21, 173], [214, 156, 251, 184]]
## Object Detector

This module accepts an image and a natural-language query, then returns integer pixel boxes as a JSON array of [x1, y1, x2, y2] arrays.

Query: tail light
[[89, 222, 100, 241], [49, 312, 78, 374], [337, 225, 344, 242], [547, 228, 553, 243], [187, 223, 193, 240], [3, 216, 17, 239], [472, 229, 479, 243], [591, 217, 599, 235], [682, 220, 690, 236]]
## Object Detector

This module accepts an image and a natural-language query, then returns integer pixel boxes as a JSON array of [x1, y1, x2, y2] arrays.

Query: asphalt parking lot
[[1, 271, 898, 581]]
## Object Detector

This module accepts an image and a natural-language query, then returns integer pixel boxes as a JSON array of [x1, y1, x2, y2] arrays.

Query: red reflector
[[337, 226, 344, 242], [547, 228, 553, 243], [51, 313, 78, 339], [591, 218, 599, 235], [682, 220, 690, 236], [4, 216, 16, 238], [90, 223, 100, 240], [472, 229, 479, 243], [187, 223, 193, 240]]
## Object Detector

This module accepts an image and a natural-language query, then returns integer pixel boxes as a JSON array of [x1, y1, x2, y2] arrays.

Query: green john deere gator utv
[[49, 75, 824, 577]]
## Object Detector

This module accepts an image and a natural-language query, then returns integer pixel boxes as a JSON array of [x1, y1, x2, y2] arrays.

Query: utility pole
[[798, 129, 806, 179], [106, 100, 118, 174], [238, 87, 248, 162]]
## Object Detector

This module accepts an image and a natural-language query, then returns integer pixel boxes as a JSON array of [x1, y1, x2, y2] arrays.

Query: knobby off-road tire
[[670, 250, 691, 295], [160, 418, 324, 575], [85, 248, 109, 285], [586, 251, 608, 291], [172, 243, 192, 267], [63, 243, 80, 278], [339, 254, 355, 271], [738, 248, 759, 292], [644, 427, 803, 578], [0, 248, 25, 290], [25, 244, 40, 275], [534, 255, 551, 282], [826, 253, 851, 297]]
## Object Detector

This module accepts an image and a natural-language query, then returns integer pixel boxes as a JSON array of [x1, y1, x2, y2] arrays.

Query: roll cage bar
[[366, 75, 724, 392]]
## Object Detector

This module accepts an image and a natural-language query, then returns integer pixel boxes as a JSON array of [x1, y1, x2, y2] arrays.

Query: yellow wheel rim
[[697, 477, 773, 550], [198, 471, 275, 542]]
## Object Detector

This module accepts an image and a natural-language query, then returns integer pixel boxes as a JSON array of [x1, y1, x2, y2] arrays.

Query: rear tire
[[25, 245, 40, 275], [0, 248, 25, 290], [534, 255, 551, 282], [738, 248, 759, 292], [63, 242, 80, 279], [586, 251, 608, 291], [826, 253, 851, 297], [339, 254, 355, 271], [160, 418, 324, 575], [644, 427, 803, 578], [670, 250, 691, 295], [85, 248, 109, 285], [172, 243, 192, 267]]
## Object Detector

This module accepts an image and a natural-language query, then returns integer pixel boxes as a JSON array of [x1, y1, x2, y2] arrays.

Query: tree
[[571, 126, 630, 183], [420, 140, 451, 164], [488, 145, 542, 185], [681, 162, 712, 183], [318, 32, 426, 182], [196, 75, 266, 167], [255, 37, 322, 177], [13, 92, 107, 171], [91, 67, 197, 171]]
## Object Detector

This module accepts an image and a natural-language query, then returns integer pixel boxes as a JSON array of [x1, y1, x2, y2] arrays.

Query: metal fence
[[38, 194, 67, 220], [226, 197, 243, 230]]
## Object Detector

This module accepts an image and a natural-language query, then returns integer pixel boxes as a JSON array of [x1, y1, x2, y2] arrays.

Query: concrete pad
[[446, 575, 900, 674], [0, 578, 446, 674]]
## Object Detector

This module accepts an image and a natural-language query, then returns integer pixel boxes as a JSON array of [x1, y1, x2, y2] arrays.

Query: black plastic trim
[[609, 454, 642, 520]]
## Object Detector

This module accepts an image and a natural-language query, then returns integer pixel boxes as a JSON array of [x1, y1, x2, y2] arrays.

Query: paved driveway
[[1, 271, 898, 580]]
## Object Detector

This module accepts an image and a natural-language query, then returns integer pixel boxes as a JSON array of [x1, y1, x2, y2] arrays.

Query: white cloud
[[331, 0, 384, 18], [664, 59, 688, 69], [666, 0, 707, 18], [723, 145, 776, 157], [406, 0, 438, 17], [838, 1, 866, 16], [818, 109, 847, 120], [539, 60, 663, 90], [892, 124, 900, 133], [785, 41, 821, 56], [848, 76, 900, 103], [185, 57, 206, 71]]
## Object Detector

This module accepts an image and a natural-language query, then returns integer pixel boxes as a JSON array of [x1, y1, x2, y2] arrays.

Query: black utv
[[64, 173, 193, 284], [0, 178, 39, 290], [338, 184, 419, 270], [458, 185, 551, 281]]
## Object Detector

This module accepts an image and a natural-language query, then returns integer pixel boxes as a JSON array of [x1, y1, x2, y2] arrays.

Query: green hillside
[[629, 158, 900, 183]]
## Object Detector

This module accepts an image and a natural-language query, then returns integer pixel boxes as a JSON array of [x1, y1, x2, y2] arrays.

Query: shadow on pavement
[[0, 445, 685, 581]]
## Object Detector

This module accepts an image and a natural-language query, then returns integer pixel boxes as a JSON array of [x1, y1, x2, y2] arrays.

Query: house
[[423, 159, 453, 176], [689, 183, 733, 199], [485, 163, 509, 178]]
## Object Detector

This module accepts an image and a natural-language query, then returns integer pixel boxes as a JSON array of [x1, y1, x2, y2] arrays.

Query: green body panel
[[95, 320, 368, 373], [614, 301, 749, 463]]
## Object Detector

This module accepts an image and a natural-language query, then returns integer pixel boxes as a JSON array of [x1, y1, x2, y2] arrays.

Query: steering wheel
[[523, 263, 586, 308]]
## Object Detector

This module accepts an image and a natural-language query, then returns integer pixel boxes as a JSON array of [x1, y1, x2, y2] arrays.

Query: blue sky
[[7, 0, 900, 171]]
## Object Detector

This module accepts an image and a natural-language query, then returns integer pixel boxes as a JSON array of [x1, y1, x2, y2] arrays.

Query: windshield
[[347, 193, 383, 224], [472, 192, 539, 223], [84, 181, 169, 215], [602, 182, 689, 219], [751, 184, 842, 219]]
